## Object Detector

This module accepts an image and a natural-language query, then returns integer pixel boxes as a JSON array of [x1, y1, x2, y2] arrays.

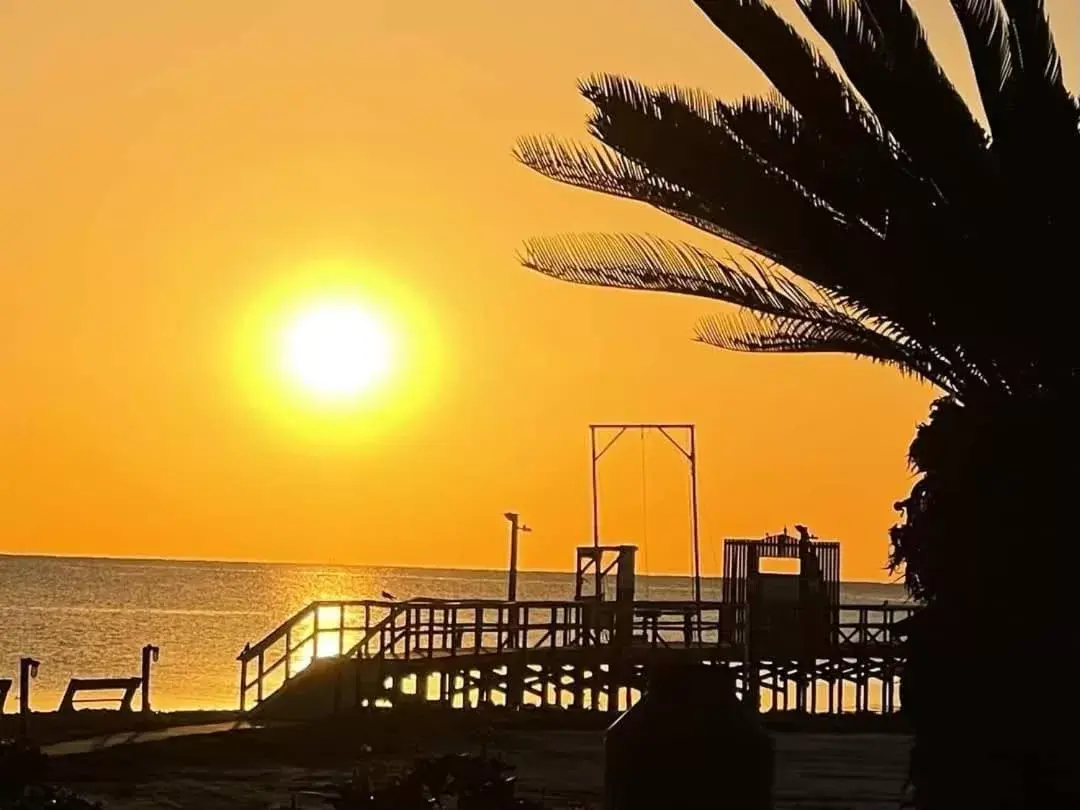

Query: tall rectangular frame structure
[[589, 423, 702, 602]]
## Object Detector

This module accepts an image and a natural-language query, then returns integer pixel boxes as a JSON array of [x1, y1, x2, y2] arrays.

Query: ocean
[[0, 554, 908, 712]]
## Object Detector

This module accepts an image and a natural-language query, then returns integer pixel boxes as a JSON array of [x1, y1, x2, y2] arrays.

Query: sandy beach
[[1, 711, 240, 748], [17, 710, 911, 809]]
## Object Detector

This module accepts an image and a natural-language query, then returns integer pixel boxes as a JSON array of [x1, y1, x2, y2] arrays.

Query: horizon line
[[0, 550, 903, 587]]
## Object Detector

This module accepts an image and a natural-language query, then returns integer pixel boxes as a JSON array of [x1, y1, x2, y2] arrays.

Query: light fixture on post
[[504, 511, 532, 602]]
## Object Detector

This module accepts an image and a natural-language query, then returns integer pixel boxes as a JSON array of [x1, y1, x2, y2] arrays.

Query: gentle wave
[[2, 605, 273, 617]]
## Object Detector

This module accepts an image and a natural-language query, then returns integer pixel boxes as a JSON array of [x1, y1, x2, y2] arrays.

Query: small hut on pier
[[722, 527, 840, 659]]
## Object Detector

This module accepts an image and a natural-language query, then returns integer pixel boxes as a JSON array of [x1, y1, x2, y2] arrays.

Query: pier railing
[[836, 605, 915, 647], [238, 599, 916, 711], [238, 599, 400, 710]]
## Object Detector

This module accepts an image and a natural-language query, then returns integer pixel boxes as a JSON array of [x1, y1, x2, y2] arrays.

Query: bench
[[0, 678, 11, 714], [58, 677, 142, 713]]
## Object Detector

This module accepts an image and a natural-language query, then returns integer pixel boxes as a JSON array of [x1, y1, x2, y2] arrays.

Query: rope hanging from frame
[[639, 426, 649, 597]]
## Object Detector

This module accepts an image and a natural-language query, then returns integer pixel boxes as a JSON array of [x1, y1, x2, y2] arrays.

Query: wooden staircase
[[237, 599, 401, 718], [237, 597, 703, 718]]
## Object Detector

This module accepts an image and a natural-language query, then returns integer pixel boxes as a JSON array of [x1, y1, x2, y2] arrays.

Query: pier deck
[[239, 598, 915, 720]]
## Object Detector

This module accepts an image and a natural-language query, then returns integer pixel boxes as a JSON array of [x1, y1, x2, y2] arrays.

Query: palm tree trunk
[[895, 397, 1080, 808], [905, 610, 1080, 808]]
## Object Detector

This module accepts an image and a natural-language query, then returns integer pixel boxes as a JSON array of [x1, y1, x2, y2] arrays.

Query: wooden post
[[883, 661, 894, 713], [239, 645, 249, 712], [613, 546, 636, 650], [141, 644, 160, 713], [333, 657, 343, 714], [285, 629, 292, 680], [507, 651, 524, 710], [256, 652, 265, 705], [427, 606, 435, 655], [421, 607, 428, 655], [504, 511, 531, 602], [19, 657, 40, 741], [496, 606, 505, 652], [339, 604, 346, 657]]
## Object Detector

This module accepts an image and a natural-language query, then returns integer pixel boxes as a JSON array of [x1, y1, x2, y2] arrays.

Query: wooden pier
[[239, 537, 917, 721]]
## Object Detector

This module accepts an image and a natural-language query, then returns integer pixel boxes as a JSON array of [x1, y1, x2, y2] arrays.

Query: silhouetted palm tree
[[516, 2, 1078, 807]]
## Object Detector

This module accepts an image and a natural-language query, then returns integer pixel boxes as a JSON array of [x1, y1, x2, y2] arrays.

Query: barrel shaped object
[[604, 664, 773, 810]]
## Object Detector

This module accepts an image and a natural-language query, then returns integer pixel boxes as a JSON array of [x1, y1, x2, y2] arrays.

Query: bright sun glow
[[233, 261, 444, 446], [281, 301, 394, 401]]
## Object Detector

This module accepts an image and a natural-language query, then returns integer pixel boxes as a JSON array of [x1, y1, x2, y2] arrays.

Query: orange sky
[[2, 1, 1076, 581]]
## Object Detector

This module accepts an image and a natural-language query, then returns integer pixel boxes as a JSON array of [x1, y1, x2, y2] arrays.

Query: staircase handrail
[[238, 602, 319, 663], [343, 601, 410, 660], [239, 599, 397, 663]]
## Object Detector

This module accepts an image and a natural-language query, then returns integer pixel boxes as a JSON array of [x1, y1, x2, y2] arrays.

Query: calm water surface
[[0, 555, 907, 711]]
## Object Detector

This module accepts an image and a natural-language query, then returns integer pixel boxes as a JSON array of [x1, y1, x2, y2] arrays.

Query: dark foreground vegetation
[[1, 740, 101, 810], [271, 755, 557, 809], [5, 738, 566, 809]]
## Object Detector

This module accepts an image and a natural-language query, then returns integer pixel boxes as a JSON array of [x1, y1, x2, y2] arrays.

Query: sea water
[[0, 554, 907, 711]]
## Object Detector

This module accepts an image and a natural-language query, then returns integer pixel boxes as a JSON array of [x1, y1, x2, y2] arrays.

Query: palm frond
[[996, 0, 1080, 174], [949, 0, 1080, 197], [795, 0, 990, 204], [576, 76, 917, 314], [691, 0, 918, 195], [582, 76, 893, 227], [695, 309, 874, 353], [514, 0, 1074, 404], [948, 0, 1018, 137], [520, 231, 965, 393], [581, 74, 883, 241], [1001, 0, 1064, 88], [578, 75, 983, 355], [707, 93, 889, 231], [520, 232, 826, 317], [514, 135, 664, 204], [695, 308, 961, 393], [514, 135, 768, 255], [518, 90, 983, 387]]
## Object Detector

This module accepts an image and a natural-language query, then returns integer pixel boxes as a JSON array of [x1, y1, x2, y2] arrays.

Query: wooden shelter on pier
[[722, 527, 840, 655]]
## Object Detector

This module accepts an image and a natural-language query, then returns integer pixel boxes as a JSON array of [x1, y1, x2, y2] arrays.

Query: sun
[[280, 300, 394, 401], [232, 263, 445, 445]]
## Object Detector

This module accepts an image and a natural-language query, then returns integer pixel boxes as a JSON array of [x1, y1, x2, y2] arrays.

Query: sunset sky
[[2, 1, 1076, 581]]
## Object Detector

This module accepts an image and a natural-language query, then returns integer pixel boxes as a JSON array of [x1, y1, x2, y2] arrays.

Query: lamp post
[[504, 512, 531, 602]]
